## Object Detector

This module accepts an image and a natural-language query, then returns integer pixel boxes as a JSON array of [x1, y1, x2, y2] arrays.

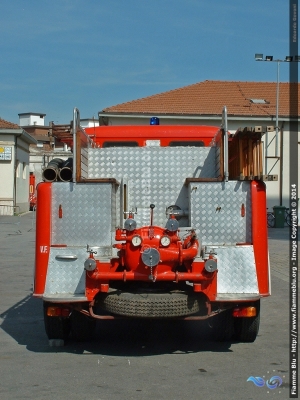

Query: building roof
[[0, 118, 19, 129], [102, 80, 300, 118], [18, 112, 46, 117], [0, 118, 37, 144], [0, 129, 37, 145]]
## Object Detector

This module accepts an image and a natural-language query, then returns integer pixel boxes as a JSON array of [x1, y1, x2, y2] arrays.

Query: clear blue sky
[[0, 0, 295, 124]]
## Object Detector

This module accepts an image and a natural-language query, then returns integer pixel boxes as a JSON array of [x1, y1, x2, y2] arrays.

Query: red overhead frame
[[85, 125, 220, 147]]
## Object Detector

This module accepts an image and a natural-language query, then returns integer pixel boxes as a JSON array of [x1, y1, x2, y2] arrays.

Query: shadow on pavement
[[0, 294, 234, 356], [268, 226, 291, 242]]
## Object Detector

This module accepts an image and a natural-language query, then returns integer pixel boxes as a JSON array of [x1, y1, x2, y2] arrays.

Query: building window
[[169, 141, 205, 147], [103, 141, 139, 147], [23, 163, 27, 179], [16, 161, 20, 178]]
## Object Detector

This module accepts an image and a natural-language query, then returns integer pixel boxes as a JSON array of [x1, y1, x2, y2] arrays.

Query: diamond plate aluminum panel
[[189, 181, 252, 245], [44, 247, 87, 295], [214, 245, 258, 295], [52, 183, 116, 246], [88, 146, 217, 228]]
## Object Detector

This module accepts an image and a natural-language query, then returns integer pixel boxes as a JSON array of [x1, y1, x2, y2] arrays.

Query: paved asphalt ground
[[0, 212, 296, 399]]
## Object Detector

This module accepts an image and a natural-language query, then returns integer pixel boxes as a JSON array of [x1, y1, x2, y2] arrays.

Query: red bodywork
[[34, 125, 220, 299], [251, 180, 269, 296], [34, 182, 51, 296], [34, 125, 270, 305], [33, 179, 269, 300]]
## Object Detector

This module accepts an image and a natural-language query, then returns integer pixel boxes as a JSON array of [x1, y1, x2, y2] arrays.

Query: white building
[[0, 119, 37, 215], [18, 112, 46, 127]]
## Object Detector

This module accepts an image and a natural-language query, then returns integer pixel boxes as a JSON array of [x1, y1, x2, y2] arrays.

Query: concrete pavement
[[267, 226, 292, 283], [0, 211, 295, 400]]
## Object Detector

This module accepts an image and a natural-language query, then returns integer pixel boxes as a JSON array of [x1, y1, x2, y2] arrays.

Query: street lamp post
[[255, 54, 299, 207], [254, 54, 295, 157]]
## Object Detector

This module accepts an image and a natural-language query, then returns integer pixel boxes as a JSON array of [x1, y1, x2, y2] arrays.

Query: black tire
[[70, 310, 96, 341], [212, 309, 234, 342], [267, 212, 275, 228], [99, 291, 204, 318], [234, 301, 260, 342], [43, 303, 71, 340]]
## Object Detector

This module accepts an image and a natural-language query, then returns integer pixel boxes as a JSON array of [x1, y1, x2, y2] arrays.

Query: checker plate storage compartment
[[44, 182, 116, 299], [188, 181, 252, 245], [51, 182, 116, 246]]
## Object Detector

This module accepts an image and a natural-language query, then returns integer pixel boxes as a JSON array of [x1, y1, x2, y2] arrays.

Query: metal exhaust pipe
[[58, 158, 73, 182], [59, 167, 72, 182], [42, 158, 64, 182], [42, 167, 58, 182]]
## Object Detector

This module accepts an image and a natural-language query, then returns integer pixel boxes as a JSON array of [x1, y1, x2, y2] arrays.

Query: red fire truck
[[29, 172, 36, 210], [33, 107, 271, 343]]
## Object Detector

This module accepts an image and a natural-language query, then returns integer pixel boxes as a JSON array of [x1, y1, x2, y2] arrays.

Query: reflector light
[[232, 306, 256, 317], [241, 203, 245, 217], [47, 307, 60, 316], [47, 307, 70, 317], [61, 308, 70, 317]]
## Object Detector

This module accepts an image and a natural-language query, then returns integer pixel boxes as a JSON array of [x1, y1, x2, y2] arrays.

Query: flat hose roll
[[58, 158, 73, 182], [42, 158, 64, 182]]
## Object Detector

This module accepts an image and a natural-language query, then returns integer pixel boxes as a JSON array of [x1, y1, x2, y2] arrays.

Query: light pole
[[255, 54, 299, 206], [254, 54, 295, 157]]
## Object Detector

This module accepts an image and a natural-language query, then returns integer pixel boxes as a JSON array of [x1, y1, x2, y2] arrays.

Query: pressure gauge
[[160, 236, 171, 247], [132, 235, 142, 247]]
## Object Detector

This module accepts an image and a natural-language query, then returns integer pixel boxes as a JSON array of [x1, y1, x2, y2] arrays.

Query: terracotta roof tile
[[0, 118, 19, 129], [102, 80, 300, 117]]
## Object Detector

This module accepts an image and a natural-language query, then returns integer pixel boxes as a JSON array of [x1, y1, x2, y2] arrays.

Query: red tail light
[[47, 307, 70, 317], [233, 306, 256, 317]]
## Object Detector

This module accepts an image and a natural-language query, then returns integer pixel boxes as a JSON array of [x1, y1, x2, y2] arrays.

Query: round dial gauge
[[132, 235, 142, 247], [160, 236, 171, 247]]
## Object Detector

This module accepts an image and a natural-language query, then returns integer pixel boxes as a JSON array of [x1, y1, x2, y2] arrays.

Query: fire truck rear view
[[33, 107, 271, 343]]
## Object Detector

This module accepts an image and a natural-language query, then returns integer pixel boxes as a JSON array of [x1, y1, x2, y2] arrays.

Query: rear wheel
[[70, 310, 96, 341], [212, 309, 234, 341], [233, 301, 260, 342], [43, 302, 71, 340]]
